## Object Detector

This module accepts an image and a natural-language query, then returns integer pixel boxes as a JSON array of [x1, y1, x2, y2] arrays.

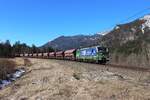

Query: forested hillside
[[0, 40, 54, 57]]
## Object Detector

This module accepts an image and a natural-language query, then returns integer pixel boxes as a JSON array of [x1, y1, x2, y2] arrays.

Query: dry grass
[[0, 59, 17, 79], [0, 58, 150, 100]]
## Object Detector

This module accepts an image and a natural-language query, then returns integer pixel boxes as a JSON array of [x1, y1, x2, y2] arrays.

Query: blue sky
[[0, 0, 150, 46]]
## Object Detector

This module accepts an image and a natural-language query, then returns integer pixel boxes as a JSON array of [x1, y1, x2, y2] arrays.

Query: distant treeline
[[0, 40, 54, 57]]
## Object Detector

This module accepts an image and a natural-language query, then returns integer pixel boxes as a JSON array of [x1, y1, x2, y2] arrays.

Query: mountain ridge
[[99, 14, 150, 67], [42, 14, 150, 52], [42, 34, 102, 51]]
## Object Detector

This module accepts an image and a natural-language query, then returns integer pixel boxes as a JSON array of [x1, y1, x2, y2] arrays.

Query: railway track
[[24, 57, 150, 72], [75, 61, 150, 72], [107, 64, 150, 72], [65, 60, 150, 72], [61, 58, 150, 72]]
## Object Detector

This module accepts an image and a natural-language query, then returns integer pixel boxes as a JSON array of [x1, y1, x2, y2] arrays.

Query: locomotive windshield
[[97, 47, 107, 53]]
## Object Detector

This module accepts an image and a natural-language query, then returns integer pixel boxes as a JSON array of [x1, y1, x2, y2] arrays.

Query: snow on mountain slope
[[140, 14, 150, 33], [97, 30, 112, 36], [141, 14, 150, 28]]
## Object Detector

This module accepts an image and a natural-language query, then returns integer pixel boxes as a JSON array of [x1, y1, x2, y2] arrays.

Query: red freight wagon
[[20, 54, 24, 57], [38, 53, 43, 58], [43, 53, 48, 58], [29, 54, 33, 57], [25, 53, 28, 57], [64, 49, 76, 60], [15, 54, 20, 57], [33, 53, 37, 57], [56, 51, 64, 59], [49, 52, 56, 58]]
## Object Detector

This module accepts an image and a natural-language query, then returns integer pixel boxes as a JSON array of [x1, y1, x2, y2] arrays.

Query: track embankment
[[108, 64, 150, 72]]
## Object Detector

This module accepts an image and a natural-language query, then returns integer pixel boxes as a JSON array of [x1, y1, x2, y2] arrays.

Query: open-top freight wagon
[[49, 52, 56, 59], [43, 53, 48, 58], [19, 46, 109, 64], [64, 49, 76, 60], [56, 51, 64, 59], [33, 53, 38, 57]]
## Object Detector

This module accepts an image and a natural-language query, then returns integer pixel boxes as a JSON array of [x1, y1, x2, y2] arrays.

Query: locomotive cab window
[[98, 47, 106, 52]]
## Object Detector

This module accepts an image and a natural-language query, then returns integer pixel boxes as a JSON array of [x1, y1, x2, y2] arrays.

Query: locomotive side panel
[[76, 46, 109, 64], [76, 47, 98, 62]]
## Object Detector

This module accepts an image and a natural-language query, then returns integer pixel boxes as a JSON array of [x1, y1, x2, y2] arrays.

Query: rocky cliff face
[[100, 19, 149, 47]]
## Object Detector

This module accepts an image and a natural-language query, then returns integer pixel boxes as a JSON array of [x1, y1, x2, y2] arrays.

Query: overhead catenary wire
[[119, 7, 150, 24], [103, 7, 150, 31]]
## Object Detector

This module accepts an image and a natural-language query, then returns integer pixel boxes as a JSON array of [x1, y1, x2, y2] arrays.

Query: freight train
[[19, 46, 109, 64]]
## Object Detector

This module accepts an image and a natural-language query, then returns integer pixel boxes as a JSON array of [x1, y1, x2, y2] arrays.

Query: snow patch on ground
[[0, 68, 25, 89]]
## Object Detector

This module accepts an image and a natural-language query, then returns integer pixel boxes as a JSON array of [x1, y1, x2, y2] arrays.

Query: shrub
[[73, 73, 80, 80], [24, 58, 32, 66], [114, 38, 148, 56], [0, 59, 16, 79]]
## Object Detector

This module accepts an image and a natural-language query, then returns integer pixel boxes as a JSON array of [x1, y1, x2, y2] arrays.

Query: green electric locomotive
[[76, 46, 109, 64]]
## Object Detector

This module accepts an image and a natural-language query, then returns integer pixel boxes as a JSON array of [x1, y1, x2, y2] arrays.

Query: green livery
[[76, 46, 109, 64]]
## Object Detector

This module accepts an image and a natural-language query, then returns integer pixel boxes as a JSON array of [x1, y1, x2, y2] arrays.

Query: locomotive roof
[[78, 46, 103, 50]]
